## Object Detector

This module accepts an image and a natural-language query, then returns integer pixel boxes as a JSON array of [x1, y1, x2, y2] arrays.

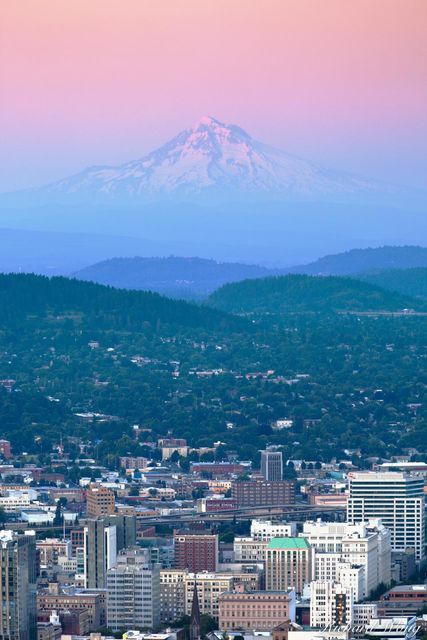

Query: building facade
[[251, 519, 297, 541], [219, 587, 296, 631], [86, 484, 116, 518], [232, 480, 295, 508], [160, 569, 188, 622], [106, 547, 160, 631], [347, 472, 425, 561], [266, 537, 312, 595], [310, 580, 354, 628], [174, 532, 218, 573], [0, 531, 37, 640], [184, 572, 234, 620], [260, 450, 283, 482], [84, 515, 136, 588], [302, 519, 392, 598]]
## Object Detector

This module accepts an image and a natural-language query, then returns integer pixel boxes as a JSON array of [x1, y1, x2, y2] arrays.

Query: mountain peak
[[42, 117, 385, 200], [192, 115, 224, 129]]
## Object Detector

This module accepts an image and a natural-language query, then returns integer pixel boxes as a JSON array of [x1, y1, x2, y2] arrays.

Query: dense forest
[[72, 246, 427, 300], [207, 274, 425, 314], [288, 245, 427, 275], [74, 256, 273, 299], [0, 273, 425, 465], [357, 268, 427, 300]]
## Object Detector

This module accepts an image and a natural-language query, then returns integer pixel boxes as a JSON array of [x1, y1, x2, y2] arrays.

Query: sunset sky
[[1, 0, 426, 191]]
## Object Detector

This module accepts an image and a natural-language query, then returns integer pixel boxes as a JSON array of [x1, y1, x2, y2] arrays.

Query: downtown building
[[232, 479, 295, 508], [83, 515, 136, 588], [302, 519, 391, 598], [310, 580, 354, 628], [219, 586, 296, 632], [260, 449, 283, 481], [37, 582, 106, 630], [86, 484, 116, 518], [347, 472, 425, 561], [251, 519, 297, 540], [265, 537, 313, 595], [174, 531, 218, 572], [184, 572, 234, 620], [106, 547, 160, 631], [160, 569, 188, 623], [0, 530, 37, 640]]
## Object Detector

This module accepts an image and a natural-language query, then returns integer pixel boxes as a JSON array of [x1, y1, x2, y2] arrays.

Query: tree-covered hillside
[[357, 268, 427, 300], [0, 273, 242, 332], [289, 245, 427, 275], [0, 274, 425, 462], [207, 274, 424, 315], [73, 256, 272, 299]]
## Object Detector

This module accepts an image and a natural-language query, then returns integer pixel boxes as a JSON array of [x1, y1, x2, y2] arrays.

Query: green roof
[[267, 537, 310, 550]]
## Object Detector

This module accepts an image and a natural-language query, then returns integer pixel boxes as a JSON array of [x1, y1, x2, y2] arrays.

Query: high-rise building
[[265, 537, 313, 595], [302, 519, 391, 599], [86, 484, 115, 518], [160, 569, 188, 623], [0, 530, 37, 640], [84, 515, 136, 588], [106, 547, 160, 631], [347, 472, 425, 561], [174, 532, 218, 573], [310, 581, 354, 628], [261, 450, 283, 481]]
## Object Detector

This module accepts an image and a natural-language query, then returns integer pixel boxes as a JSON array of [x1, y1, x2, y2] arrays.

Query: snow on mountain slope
[[45, 116, 386, 200]]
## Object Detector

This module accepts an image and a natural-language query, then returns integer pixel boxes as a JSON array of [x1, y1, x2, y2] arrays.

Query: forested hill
[[74, 256, 272, 299], [207, 274, 425, 314], [0, 273, 242, 332], [289, 245, 427, 275], [357, 268, 427, 300]]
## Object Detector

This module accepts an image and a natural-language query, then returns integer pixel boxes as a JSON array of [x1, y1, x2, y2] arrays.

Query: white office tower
[[251, 519, 297, 540], [106, 547, 160, 631], [260, 449, 283, 481], [302, 519, 391, 599], [347, 472, 425, 561], [310, 580, 354, 628]]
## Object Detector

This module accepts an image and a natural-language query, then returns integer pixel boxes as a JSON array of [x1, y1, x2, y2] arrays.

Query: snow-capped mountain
[[44, 116, 383, 201]]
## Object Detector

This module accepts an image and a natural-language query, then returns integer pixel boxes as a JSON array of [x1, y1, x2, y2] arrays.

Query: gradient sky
[[1, 0, 426, 191]]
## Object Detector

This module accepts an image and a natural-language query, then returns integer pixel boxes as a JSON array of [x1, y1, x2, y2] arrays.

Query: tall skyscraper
[[0, 530, 37, 640], [261, 449, 283, 481], [106, 547, 160, 631], [84, 515, 136, 588], [347, 472, 425, 561]]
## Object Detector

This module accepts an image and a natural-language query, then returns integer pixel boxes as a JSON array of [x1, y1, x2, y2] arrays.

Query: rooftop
[[268, 536, 310, 550]]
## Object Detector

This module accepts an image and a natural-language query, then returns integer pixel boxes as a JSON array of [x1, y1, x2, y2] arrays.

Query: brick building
[[174, 532, 218, 573], [86, 484, 115, 518], [232, 479, 295, 508], [219, 587, 296, 631]]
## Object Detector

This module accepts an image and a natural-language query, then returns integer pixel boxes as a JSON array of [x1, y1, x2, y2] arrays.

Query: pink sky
[[1, 0, 426, 190]]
